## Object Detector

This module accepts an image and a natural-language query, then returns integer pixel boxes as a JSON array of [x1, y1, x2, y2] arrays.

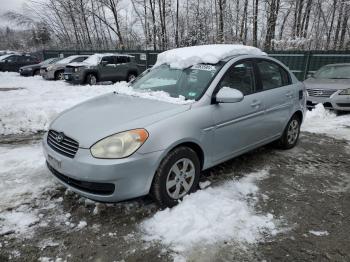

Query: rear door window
[[101, 56, 116, 65], [117, 56, 129, 64], [256, 60, 290, 90]]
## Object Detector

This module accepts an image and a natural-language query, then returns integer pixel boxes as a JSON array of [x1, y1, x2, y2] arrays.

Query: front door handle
[[251, 100, 261, 108]]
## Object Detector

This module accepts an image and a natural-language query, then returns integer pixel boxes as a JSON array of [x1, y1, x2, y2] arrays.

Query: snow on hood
[[154, 44, 267, 69], [114, 82, 194, 105]]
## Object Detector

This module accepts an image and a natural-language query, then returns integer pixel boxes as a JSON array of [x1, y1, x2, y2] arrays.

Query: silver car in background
[[42, 55, 89, 80], [304, 63, 350, 112], [43, 51, 306, 207]]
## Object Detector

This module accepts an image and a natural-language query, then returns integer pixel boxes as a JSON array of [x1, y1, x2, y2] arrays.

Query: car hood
[[20, 64, 40, 70], [304, 78, 350, 90], [50, 93, 191, 148]]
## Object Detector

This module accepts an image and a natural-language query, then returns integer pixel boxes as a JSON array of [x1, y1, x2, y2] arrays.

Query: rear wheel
[[55, 71, 64, 80], [277, 114, 301, 149], [86, 74, 97, 85], [151, 147, 200, 208]]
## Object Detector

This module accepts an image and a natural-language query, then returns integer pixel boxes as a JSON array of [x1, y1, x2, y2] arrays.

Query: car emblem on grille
[[56, 132, 65, 143]]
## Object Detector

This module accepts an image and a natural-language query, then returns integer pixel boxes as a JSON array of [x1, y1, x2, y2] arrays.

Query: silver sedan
[[43, 53, 306, 207], [304, 63, 350, 112]]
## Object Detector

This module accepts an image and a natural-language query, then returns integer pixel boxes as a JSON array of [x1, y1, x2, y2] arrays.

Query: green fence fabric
[[41, 49, 350, 80]]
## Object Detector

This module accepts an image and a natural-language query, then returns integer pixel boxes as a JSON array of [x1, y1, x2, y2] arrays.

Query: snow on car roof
[[83, 53, 134, 66], [154, 44, 267, 69]]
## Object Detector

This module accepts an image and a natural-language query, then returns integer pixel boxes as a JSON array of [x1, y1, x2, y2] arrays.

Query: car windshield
[[40, 58, 59, 65], [131, 63, 223, 100], [314, 65, 350, 79], [0, 54, 13, 61]]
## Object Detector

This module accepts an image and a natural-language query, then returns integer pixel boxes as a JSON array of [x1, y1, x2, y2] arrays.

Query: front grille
[[336, 103, 350, 107], [307, 89, 337, 97], [47, 162, 115, 195], [65, 66, 74, 73], [47, 130, 79, 158]]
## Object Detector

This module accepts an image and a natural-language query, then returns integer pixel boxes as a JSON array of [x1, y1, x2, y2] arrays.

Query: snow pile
[[309, 230, 329, 236], [114, 84, 193, 104], [0, 72, 116, 135], [0, 143, 55, 210], [141, 170, 278, 253], [154, 44, 266, 69], [0, 209, 39, 236], [302, 104, 350, 141]]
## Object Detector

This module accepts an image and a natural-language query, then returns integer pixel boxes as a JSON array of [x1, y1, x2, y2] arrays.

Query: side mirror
[[215, 87, 244, 103], [101, 60, 108, 66]]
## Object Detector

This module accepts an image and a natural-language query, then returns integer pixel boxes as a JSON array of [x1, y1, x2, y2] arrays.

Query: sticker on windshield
[[188, 92, 197, 97], [191, 64, 216, 71]]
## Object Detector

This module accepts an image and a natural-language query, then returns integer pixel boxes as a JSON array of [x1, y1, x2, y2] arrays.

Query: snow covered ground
[[0, 72, 117, 136], [141, 170, 279, 258], [302, 104, 350, 141], [0, 72, 349, 260]]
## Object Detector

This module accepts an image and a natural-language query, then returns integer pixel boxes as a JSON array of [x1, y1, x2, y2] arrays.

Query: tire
[[277, 114, 301, 149], [127, 72, 137, 82], [86, 74, 97, 85], [151, 147, 201, 208], [55, 71, 64, 80]]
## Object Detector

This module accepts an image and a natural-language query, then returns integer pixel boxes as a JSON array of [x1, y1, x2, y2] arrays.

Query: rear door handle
[[251, 100, 261, 108]]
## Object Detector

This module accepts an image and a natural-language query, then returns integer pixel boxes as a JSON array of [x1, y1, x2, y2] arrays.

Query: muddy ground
[[0, 132, 349, 262]]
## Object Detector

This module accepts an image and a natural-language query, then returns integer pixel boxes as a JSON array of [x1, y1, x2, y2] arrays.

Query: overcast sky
[[1, 0, 25, 14]]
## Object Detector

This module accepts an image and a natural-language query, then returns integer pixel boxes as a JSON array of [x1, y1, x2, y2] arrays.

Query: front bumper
[[307, 92, 350, 112], [42, 133, 163, 202], [64, 72, 84, 84], [43, 70, 55, 80], [19, 69, 33, 76]]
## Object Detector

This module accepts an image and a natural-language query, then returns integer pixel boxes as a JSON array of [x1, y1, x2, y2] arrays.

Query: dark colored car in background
[[0, 54, 40, 72], [19, 58, 61, 76], [64, 53, 139, 85]]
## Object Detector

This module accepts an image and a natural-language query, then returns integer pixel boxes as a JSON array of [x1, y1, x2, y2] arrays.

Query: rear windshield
[[314, 65, 350, 79]]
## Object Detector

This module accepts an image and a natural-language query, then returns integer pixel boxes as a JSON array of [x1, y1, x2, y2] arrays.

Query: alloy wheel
[[287, 119, 299, 145], [166, 158, 196, 199]]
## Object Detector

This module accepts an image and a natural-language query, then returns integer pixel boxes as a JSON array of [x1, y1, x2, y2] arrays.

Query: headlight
[[74, 67, 83, 73], [90, 129, 149, 159], [339, 88, 350, 95], [47, 65, 53, 71]]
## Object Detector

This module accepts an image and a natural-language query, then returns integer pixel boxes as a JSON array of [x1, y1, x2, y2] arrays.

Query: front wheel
[[55, 71, 64, 80], [151, 147, 200, 208], [86, 74, 97, 85], [277, 114, 301, 149]]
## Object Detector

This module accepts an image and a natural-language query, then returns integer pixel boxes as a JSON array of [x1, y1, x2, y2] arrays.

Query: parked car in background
[[43, 45, 306, 207], [0, 54, 40, 72], [42, 55, 89, 80], [19, 57, 61, 77], [64, 53, 139, 85], [304, 63, 350, 112]]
